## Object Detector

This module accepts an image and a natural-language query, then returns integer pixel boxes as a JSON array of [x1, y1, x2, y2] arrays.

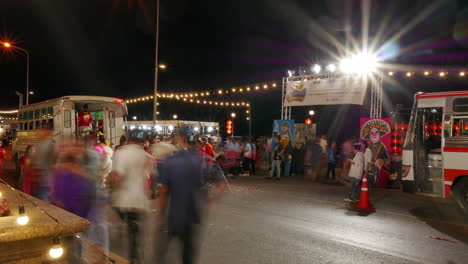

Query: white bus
[[13, 95, 128, 157], [402, 91, 468, 214]]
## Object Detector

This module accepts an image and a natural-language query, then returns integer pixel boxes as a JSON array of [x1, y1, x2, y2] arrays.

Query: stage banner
[[284, 76, 366, 106], [360, 118, 392, 188], [273, 120, 295, 147]]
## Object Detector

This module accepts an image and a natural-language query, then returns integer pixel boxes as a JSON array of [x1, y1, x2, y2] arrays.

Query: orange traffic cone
[[353, 173, 375, 210]]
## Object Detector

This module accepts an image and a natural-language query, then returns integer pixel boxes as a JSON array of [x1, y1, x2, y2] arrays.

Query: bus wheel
[[452, 177, 468, 216]]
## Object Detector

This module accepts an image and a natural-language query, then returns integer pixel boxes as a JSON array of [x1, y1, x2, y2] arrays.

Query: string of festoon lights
[[0, 177, 116, 263], [387, 70, 468, 78], [125, 81, 277, 105], [127, 95, 251, 108]]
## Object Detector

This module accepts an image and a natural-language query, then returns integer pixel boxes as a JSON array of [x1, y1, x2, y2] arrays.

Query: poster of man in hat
[[360, 118, 392, 187]]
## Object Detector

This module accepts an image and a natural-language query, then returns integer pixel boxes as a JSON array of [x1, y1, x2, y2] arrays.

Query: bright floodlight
[[287, 70, 293, 77], [340, 53, 378, 75], [327, 64, 336, 72], [3, 42, 11, 47], [312, 64, 321, 73], [194, 126, 200, 132]]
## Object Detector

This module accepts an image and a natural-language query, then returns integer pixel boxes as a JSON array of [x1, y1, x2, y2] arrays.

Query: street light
[[153, 0, 161, 124], [132, 116, 137, 120], [173, 114, 178, 119], [158, 64, 167, 70], [309, 110, 315, 116], [1, 42, 31, 105], [231, 112, 236, 118]]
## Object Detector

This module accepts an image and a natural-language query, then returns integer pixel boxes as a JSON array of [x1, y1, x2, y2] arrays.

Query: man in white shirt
[[110, 135, 152, 264], [345, 144, 364, 202]]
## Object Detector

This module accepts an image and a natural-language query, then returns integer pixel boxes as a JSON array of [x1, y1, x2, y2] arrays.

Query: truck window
[[452, 118, 468, 136], [453, 98, 468, 112]]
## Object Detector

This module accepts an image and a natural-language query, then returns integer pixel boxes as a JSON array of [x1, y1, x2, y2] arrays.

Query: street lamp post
[[2, 42, 30, 105], [153, 0, 161, 124], [15, 91, 23, 108]]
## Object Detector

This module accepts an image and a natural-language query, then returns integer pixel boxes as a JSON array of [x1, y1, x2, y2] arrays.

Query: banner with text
[[284, 76, 366, 106]]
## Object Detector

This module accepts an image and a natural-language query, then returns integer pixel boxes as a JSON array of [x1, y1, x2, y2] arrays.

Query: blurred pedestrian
[[250, 138, 257, 176], [78, 104, 93, 137], [86, 135, 111, 254], [109, 135, 152, 264], [150, 136, 177, 198], [19, 145, 37, 195], [31, 128, 56, 201], [50, 138, 95, 264], [305, 139, 322, 181], [340, 139, 353, 178], [114, 135, 127, 151], [345, 144, 364, 202], [157, 134, 227, 264], [242, 138, 253, 176], [268, 135, 284, 180], [0, 141, 5, 180], [266, 137, 273, 169], [326, 141, 338, 182], [283, 140, 293, 177]]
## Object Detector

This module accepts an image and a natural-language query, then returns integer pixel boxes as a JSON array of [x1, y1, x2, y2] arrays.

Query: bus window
[[34, 109, 40, 119], [452, 118, 468, 136], [64, 110, 71, 128], [453, 98, 468, 113], [47, 107, 54, 118], [109, 111, 115, 128]]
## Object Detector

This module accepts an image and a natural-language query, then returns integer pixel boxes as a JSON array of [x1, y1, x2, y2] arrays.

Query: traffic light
[[305, 118, 312, 125], [226, 120, 233, 135]]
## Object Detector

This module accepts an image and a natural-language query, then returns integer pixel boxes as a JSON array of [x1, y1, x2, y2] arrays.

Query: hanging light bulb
[[48, 236, 64, 259], [272, 83, 277, 87], [17, 205, 29, 226]]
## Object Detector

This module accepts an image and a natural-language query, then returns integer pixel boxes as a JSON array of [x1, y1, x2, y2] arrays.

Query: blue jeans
[[349, 178, 361, 200]]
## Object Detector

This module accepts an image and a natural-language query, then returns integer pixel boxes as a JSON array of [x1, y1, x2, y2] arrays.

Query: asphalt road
[[108, 177, 468, 264]]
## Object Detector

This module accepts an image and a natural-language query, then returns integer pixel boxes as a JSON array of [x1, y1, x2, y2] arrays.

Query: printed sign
[[360, 118, 393, 188], [284, 76, 366, 106], [273, 120, 295, 147]]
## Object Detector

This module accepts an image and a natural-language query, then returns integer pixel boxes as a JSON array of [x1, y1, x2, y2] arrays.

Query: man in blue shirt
[[157, 133, 227, 264], [326, 141, 338, 182]]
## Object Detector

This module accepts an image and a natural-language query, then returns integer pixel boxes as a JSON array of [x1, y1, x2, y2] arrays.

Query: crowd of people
[[0, 127, 385, 263], [8, 128, 227, 264]]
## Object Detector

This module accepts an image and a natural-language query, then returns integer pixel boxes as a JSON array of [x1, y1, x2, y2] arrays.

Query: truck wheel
[[452, 177, 468, 216]]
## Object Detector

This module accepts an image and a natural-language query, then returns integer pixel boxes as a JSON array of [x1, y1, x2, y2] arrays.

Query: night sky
[[1, 0, 468, 137]]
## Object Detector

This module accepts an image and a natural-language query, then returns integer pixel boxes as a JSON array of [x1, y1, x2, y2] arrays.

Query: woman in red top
[[20, 145, 39, 196], [0, 141, 5, 178]]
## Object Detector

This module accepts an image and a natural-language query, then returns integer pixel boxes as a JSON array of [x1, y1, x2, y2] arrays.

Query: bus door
[[413, 107, 444, 195], [103, 103, 124, 147], [62, 101, 76, 139]]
